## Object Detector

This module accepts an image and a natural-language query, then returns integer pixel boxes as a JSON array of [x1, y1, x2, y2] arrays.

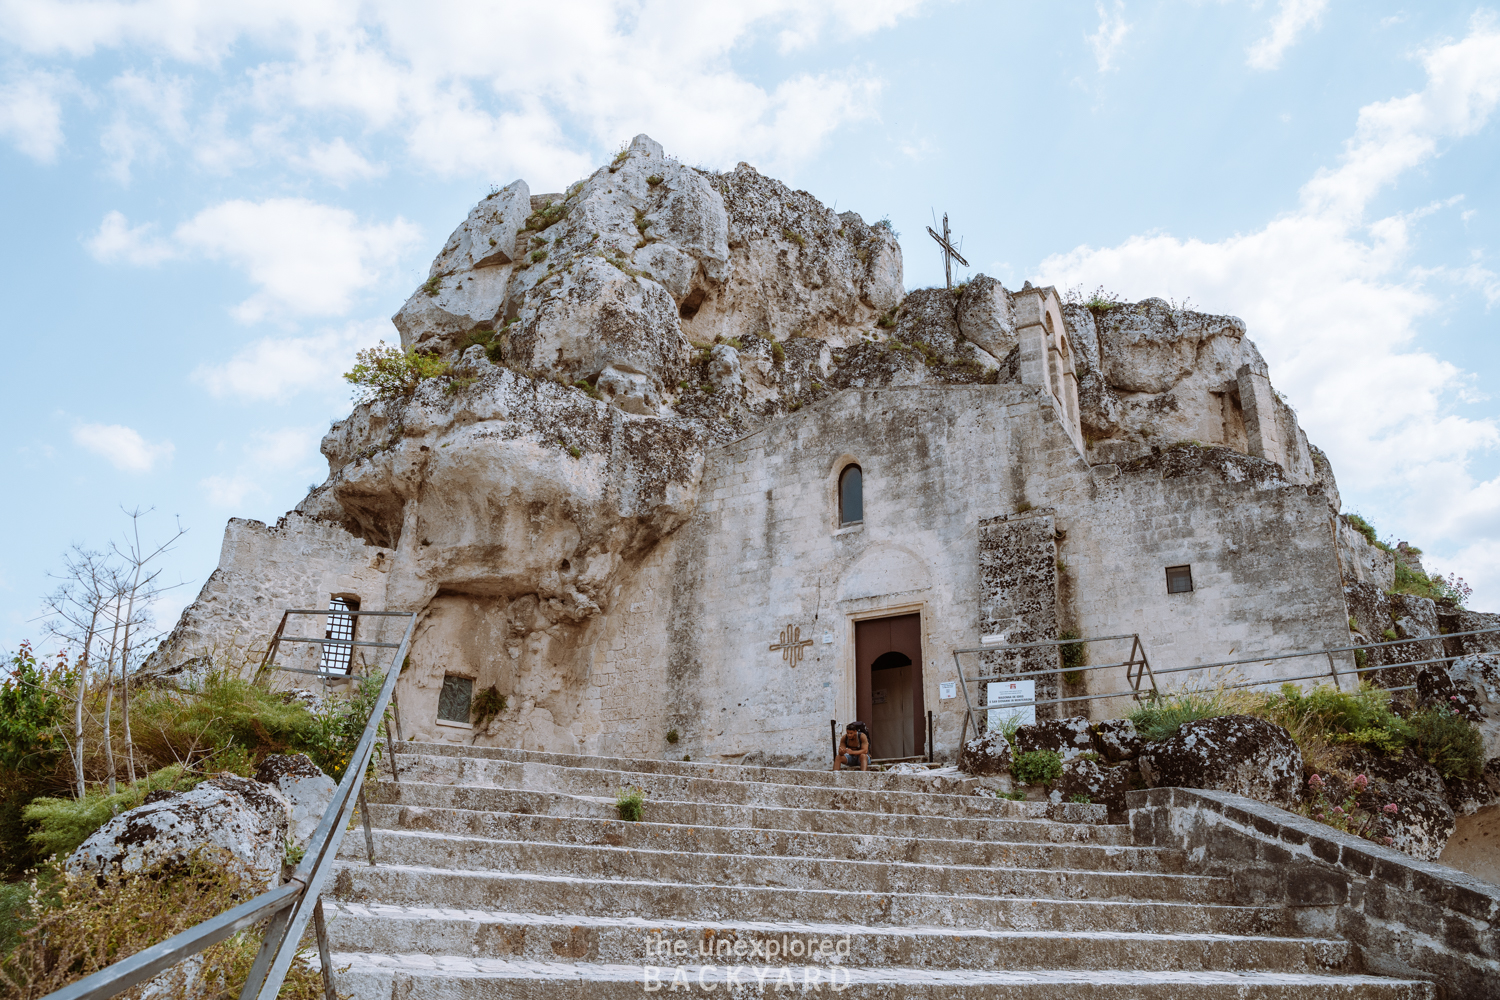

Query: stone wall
[[1129, 786, 1500, 998], [1058, 446, 1353, 719]]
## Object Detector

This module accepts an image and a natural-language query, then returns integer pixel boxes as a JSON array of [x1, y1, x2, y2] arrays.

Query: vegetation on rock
[[343, 342, 450, 403]]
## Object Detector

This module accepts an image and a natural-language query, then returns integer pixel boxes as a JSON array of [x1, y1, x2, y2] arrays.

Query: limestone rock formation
[[1336, 748, 1456, 861], [957, 727, 1012, 776], [1138, 715, 1303, 809], [143, 133, 1370, 774], [1089, 718, 1144, 762], [68, 775, 291, 887], [1014, 717, 1097, 761], [1417, 652, 1500, 759], [254, 753, 337, 848], [1052, 755, 1133, 821]]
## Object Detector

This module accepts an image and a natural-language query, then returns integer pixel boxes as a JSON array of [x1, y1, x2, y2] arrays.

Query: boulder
[[430, 178, 529, 274], [254, 753, 337, 848], [1014, 716, 1096, 761], [1089, 718, 1143, 762], [1051, 755, 1133, 822], [1338, 748, 1456, 861], [957, 727, 1013, 777], [1138, 715, 1303, 809], [955, 275, 1015, 362], [69, 775, 291, 887]]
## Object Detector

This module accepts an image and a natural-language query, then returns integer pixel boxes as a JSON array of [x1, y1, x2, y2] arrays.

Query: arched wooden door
[[854, 613, 924, 759]]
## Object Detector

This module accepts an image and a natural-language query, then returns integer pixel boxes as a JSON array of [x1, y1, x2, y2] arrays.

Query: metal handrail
[[951, 625, 1500, 738], [43, 608, 418, 1000]]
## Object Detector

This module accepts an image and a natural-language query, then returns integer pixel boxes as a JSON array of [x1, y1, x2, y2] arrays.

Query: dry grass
[[0, 848, 332, 999]]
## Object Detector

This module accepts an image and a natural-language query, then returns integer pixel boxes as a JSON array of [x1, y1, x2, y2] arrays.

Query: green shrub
[[529, 248, 548, 264], [343, 342, 451, 403], [1258, 683, 1398, 739], [1067, 794, 1092, 804], [1406, 704, 1484, 781], [1012, 750, 1063, 786], [876, 310, 896, 329], [1381, 628, 1398, 642], [23, 765, 191, 861], [665, 729, 679, 745], [872, 217, 900, 239], [422, 275, 441, 296], [616, 786, 645, 822], [646, 174, 664, 186], [996, 790, 1026, 801], [472, 686, 507, 729], [1129, 690, 1231, 742], [771, 342, 785, 364], [780, 227, 806, 249]]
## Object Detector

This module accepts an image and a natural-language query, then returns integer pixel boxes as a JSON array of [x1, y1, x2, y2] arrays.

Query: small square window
[[436, 675, 474, 723], [1166, 565, 1194, 594]]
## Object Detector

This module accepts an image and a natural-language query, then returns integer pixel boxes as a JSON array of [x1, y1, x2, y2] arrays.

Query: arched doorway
[[854, 613, 924, 759]]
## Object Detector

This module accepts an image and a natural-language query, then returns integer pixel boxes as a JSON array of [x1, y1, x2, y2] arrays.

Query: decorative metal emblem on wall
[[770, 624, 813, 665]]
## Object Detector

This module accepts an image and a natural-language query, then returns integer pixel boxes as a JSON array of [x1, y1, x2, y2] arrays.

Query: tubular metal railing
[[45, 607, 418, 1000], [954, 625, 1500, 740]]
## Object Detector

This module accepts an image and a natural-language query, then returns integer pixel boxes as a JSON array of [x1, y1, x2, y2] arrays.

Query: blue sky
[[2, 0, 1497, 654]]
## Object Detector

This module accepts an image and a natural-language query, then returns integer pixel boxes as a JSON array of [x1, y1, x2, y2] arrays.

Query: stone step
[[336, 829, 1229, 903], [393, 742, 980, 795], [321, 903, 1354, 973], [388, 754, 1110, 824], [333, 956, 1435, 999], [366, 781, 1129, 845], [363, 802, 1185, 872], [329, 863, 1288, 936]]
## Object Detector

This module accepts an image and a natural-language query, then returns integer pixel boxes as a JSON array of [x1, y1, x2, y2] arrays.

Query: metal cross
[[926, 213, 969, 291], [769, 624, 813, 665]]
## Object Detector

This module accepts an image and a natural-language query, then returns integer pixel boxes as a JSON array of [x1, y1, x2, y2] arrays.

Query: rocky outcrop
[[1014, 717, 1097, 761], [1089, 718, 1144, 762], [254, 754, 337, 848], [1336, 748, 1456, 862], [69, 775, 291, 887], [1418, 652, 1500, 759], [956, 727, 1012, 776], [1138, 715, 1303, 809], [1336, 515, 1395, 591], [1052, 755, 1133, 821]]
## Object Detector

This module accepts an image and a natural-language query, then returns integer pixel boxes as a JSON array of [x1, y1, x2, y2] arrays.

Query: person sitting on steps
[[833, 721, 870, 772]]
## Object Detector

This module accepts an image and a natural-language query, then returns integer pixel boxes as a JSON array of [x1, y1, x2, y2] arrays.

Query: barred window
[[319, 596, 359, 674], [1165, 565, 1194, 594]]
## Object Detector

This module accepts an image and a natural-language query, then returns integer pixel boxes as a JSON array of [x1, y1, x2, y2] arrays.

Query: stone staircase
[[325, 743, 1435, 997]]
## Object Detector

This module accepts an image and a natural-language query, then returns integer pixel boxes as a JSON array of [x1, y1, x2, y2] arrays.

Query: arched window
[[839, 464, 863, 526]]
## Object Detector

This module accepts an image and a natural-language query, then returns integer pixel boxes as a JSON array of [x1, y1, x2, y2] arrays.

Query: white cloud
[[72, 422, 174, 472], [1087, 1, 1130, 73], [175, 198, 419, 321], [86, 210, 176, 265], [0, 0, 931, 186], [1037, 12, 1500, 605], [296, 137, 386, 185], [0, 70, 69, 161], [192, 320, 386, 400], [89, 200, 419, 320], [1247, 0, 1329, 71]]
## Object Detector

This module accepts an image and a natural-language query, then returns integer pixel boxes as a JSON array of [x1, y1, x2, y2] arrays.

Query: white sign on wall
[[987, 679, 1036, 729], [939, 681, 957, 700]]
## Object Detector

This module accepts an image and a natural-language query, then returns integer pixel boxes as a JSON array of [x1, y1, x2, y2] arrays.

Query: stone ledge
[[1126, 786, 1500, 998]]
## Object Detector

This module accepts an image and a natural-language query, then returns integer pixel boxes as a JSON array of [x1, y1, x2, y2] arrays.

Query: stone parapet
[[1127, 786, 1500, 998]]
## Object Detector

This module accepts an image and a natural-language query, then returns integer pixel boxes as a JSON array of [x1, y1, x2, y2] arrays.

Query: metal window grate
[[1165, 565, 1194, 594], [437, 675, 473, 723], [319, 597, 359, 674]]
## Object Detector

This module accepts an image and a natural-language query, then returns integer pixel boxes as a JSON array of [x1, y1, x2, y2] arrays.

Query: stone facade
[[143, 135, 1483, 771]]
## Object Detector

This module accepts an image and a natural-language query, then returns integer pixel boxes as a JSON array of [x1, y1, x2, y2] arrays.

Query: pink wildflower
[[1384, 837, 1394, 846], [1332, 806, 1345, 816], [1308, 774, 1324, 788], [1352, 774, 1369, 789], [1384, 803, 1399, 814], [1316, 813, 1326, 821]]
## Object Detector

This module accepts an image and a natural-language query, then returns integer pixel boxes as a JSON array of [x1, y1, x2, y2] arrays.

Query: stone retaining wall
[[1128, 786, 1500, 998]]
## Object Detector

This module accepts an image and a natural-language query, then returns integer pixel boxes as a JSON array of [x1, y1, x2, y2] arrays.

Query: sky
[[1, 0, 1497, 656]]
